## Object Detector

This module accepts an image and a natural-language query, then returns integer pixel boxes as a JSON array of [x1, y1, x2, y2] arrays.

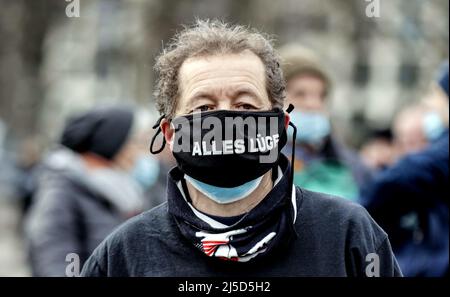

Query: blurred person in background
[[25, 105, 152, 276], [129, 112, 176, 209], [421, 78, 450, 143], [392, 99, 448, 159], [279, 44, 372, 201], [143, 129, 176, 209], [359, 130, 397, 173], [360, 93, 448, 174], [361, 62, 449, 277], [392, 104, 429, 157], [13, 137, 43, 216]]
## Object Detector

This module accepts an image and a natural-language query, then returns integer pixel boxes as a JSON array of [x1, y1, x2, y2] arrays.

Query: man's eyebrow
[[234, 88, 257, 98], [232, 87, 266, 103], [188, 91, 215, 101], [186, 85, 267, 104], [183, 95, 214, 112]]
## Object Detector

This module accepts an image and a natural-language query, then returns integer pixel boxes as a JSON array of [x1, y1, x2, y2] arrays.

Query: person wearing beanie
[[279, 43, 373, 201], [60, 106, 134, 160], [361, 61, 449, 276], [24, 105, 154, 276]]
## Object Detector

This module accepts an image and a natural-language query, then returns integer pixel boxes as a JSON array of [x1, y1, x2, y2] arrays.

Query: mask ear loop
[[149, 114, 167, 154], [286, 104, 297, 188], [286, 104, 300, 238]]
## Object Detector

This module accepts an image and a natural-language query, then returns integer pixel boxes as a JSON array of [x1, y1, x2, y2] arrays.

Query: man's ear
[[284, 112, 291, 129], [160, 118, 174, 147]]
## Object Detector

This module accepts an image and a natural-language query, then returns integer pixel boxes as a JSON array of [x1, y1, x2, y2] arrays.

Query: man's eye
[[193, 105, 213, 112], [237, 103, 257, 110]]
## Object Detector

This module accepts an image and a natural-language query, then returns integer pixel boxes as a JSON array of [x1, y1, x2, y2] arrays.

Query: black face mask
[[150, 106, 297, 188], [152, 106, 298, 262]]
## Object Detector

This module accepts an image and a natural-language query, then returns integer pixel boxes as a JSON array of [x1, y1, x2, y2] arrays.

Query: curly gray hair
[[153, 19, 286, 119]]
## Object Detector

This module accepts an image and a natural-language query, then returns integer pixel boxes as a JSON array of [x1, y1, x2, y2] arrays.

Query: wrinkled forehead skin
[[175, 50, 272, 117]]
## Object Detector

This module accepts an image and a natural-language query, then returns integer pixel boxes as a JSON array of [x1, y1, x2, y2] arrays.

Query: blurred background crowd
[[0, 0, 448, 277]]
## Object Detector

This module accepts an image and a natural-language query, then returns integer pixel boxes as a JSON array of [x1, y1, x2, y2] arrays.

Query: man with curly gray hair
[[81, 19, 401, 277], [153, 19, 285, 119]]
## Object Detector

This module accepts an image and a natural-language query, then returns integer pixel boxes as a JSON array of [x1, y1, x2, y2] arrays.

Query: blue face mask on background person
[[423, 112, 445, 142], [88, 167, 145, 216], [184, 174, 264, 204], [131, 154, 160, 191], [289, 110, 331, 145]]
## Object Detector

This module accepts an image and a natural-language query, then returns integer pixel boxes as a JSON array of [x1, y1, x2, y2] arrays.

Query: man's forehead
[[179, 51, 266, 85]]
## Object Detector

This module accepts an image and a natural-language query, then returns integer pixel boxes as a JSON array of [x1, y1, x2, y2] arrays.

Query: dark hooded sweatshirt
[[81, 156, 402, 277]]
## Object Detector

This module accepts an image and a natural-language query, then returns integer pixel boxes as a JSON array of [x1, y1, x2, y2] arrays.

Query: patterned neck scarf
[[167, 154, 299, 262]]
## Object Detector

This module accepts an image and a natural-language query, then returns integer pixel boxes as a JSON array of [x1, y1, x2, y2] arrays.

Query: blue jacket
[[361, 131, 449, 276]]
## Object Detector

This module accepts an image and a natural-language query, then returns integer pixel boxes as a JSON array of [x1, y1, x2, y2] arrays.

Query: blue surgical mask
[[423, 112, 445, 142], [289, 110, 331, 144], [131, 154, 160, 190], [184, 174, 264, 204]]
